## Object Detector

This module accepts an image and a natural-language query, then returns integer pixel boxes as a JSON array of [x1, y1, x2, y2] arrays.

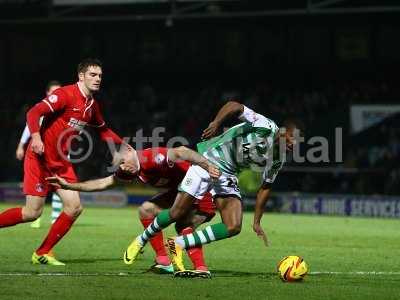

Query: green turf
[[0, 203, 400, 300]]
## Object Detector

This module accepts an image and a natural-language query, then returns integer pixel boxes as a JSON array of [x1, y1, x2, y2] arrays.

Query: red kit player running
[[0, 58, 124, 265], [48, 145, 219, 277]]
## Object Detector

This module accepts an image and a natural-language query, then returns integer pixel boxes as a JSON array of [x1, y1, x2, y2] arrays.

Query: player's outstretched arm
[[253, 182, 272, 247], [46, 175, 118, 192], [202, 101, 244, 140], [167, 146, 221, 179]]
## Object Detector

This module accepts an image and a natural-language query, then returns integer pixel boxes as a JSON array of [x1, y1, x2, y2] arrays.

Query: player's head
[[46, 80, 61, 96], [112, 144, 140, 177], [277, 119, 303, 152], [77, 58, 103, 93]]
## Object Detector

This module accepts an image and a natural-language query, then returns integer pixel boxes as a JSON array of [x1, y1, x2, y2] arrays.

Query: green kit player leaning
[[124, 101, 298, 277]]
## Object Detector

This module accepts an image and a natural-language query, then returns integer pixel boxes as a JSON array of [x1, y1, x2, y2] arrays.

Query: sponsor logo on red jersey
[[68, 117, 87, 130]]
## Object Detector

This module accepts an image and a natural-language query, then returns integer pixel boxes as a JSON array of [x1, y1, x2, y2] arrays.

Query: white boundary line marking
[[0, 271, 399, 276], [310, 271, 400, 275], [0, 272, 132, 277]]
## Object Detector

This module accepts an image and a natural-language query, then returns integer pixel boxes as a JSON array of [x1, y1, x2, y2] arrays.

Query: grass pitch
[[0, 203, 399, 300]]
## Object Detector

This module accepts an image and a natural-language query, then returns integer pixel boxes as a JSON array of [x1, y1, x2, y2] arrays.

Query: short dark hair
[[77, 58, 102, 75], [282, 118, 304, 135], [46, 80, 61, 93]]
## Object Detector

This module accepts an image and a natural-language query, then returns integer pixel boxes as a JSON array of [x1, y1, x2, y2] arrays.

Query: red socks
[[36, 212, 75, 255], [0, 207, 23, 228], [140, 217, 168, 258], [140, 219, 208, 270], [181, 227, 208, 271]]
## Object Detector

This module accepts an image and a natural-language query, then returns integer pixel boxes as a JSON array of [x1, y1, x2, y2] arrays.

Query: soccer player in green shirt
[[125, 101, 298, 277]]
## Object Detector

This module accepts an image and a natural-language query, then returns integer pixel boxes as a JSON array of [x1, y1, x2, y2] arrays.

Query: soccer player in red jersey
[[0, 58, 124, 265], [47, 145, 219, 277]]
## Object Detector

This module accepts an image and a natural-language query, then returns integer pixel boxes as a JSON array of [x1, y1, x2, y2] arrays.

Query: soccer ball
[[277, 255, 308, 282]]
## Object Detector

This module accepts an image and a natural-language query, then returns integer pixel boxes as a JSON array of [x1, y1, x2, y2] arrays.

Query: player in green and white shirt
[[125, 101, 297, 277], [193, 104, 283, 199]]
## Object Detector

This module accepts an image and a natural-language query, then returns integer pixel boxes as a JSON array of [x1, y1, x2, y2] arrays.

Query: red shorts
[[193, 193, 216, 220], [23, 150, 77, 197], [149, 189, 216, 220]]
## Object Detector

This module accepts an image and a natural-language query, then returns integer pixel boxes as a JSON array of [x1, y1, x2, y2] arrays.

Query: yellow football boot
[[30, 218, 41, 229], [166, 237, 185, 272], [123, 238, 144, 265], [32, 252, 65, 266]]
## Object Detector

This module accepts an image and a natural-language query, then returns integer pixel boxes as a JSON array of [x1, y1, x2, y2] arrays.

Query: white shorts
[[178, 165, 241, 200]]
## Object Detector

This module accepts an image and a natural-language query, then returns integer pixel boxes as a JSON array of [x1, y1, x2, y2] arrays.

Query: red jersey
[[137, 147, 190, 188], [115, 147, 216, 216], [115, 147, 190, 188], [26, 83, 122, 169], [23, 83, 123, 196]]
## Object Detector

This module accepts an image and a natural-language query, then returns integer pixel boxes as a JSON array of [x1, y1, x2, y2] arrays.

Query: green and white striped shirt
[[197, 106, 283, 184]]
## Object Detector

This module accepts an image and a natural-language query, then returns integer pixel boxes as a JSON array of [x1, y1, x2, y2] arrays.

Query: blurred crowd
[[343, 115, 400, 195], [0, 78, 398, 195]]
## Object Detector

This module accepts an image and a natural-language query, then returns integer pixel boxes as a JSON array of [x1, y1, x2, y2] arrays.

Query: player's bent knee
[[22, 207, 43, 222], [139, 201, 157, 218], [64, 204, 83, 219], [74, 204, 84, 217]]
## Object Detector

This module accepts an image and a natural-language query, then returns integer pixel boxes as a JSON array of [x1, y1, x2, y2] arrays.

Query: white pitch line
[[0, 271, 400, 276], [310, 271, 400, 275], [0, 272, 132, 277]]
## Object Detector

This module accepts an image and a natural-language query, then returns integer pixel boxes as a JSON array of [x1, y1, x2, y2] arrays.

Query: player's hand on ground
[[253, 223, 270, 247], [16, 144, 25, 160], [31, 134, 44, 155], [46, 175, 69, 189], [208, 163, 221, 179], [202, 121, 220, 140]]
